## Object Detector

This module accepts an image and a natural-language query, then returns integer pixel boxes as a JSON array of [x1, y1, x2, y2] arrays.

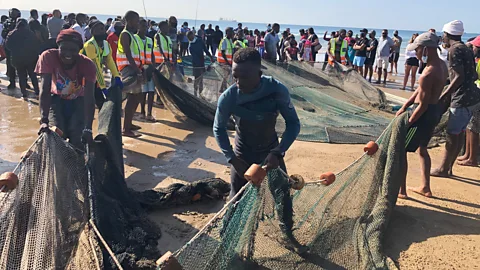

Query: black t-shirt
[[448, 42, 480, 108], [213, 30, 223, 45], [366, 38, 378, 59], [308, 34, 319, 51], [355, 38, 368, 57], [205, 28, 215, 44]]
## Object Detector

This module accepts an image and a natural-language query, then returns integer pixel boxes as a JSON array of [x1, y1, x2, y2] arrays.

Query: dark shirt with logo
[[366, 38, 378, 60], [448, 42, 480, 108]]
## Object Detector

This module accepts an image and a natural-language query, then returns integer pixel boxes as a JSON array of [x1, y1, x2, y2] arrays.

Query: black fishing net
[[0, 85, 230, 270]]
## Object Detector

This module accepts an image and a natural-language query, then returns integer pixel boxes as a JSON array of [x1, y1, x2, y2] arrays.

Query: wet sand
[[0, 69, 479, 269]]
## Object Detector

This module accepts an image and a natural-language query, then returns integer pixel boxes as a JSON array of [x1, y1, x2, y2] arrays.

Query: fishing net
[[154, 57, 392, 144], [172, 114, 409, 270], [0, 86, 230, 270]]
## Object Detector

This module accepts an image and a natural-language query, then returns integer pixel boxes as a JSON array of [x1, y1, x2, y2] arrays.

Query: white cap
[[442, 20, 464, 36]]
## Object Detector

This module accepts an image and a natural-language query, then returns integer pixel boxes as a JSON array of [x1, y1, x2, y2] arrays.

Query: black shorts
[[405, 104, 442, 152], [364, 57, 375, 66], [389, 52, 400, 63], [406, 57, 419, 67], [180, 42, 189, 50]]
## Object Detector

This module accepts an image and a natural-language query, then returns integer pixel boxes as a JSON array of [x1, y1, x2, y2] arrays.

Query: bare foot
[[456, 155, 468, 161], [408, 186, 433, 198], [398, 194, 409, 199], [122, 130, 141, 138], [457, 160, 479, 167], [430, 169, 450, 178]]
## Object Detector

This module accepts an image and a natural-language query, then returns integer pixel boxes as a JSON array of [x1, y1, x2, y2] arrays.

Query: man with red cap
[[456, 36, 480, 167], [36, 29, 97, 149]]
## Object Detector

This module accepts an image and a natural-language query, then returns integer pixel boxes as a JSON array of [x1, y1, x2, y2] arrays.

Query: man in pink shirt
[[36, 29, 97, 148]]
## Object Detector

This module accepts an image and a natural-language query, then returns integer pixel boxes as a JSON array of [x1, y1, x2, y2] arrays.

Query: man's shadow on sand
[[385, 204, 480, 265]]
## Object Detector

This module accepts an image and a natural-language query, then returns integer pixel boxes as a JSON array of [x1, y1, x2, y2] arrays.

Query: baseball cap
[[406, 32, 439, 51], [442, 20, 464, 36], [470, 36, 480, 47]]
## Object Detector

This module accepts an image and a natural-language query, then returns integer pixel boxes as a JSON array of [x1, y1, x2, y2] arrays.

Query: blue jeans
[[447, 107, 473, 135]]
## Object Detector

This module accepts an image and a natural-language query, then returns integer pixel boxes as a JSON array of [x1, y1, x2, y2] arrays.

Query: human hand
[[81, 129, 94, 146], [38, 123, 50, 135], [229, 156, 249, 177], [114, 77, 124, 90], [395, 107, 406, 117], [264, 153, 280, 172]]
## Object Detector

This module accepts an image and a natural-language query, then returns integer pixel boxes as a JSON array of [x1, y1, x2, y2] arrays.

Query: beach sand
[[0, 66, 478, 269]]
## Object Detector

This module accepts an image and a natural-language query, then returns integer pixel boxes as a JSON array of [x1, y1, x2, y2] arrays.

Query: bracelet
[[83, 128, 93, 134]]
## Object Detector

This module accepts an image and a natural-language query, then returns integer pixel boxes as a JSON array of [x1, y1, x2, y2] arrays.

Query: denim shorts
[[447, 107, 473, 135], [353, 56, 366, 67], [142, 80, 155, 93]]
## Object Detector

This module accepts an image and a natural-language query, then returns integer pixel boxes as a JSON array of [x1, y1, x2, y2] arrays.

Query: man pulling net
[[213, 48, 303, 250]]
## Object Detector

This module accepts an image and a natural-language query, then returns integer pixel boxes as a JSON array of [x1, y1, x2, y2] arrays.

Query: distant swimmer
[[396, 32, 448, 198], [36, 29, 96, 149]]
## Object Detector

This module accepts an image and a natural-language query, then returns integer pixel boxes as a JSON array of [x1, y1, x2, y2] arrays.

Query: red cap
[[471, 36, 480, 47]]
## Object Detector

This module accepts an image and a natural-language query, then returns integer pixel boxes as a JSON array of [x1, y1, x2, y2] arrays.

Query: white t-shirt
[[405, 48, 417, 59], [107, 24, 115, 33], [438, 46, 449, 67], [72, 23, 86, 42]]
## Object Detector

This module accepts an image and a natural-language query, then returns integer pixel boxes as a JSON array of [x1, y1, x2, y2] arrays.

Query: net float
[[50, 126, 64, 137], [192, 193, 202, 202], [0, 172, 19, 192], [364, 141, 379, 156], [319, 172, 336, 186], [157, 251, 183, 270], [289, 174, 305, 190], [244, 164, 266, 186]]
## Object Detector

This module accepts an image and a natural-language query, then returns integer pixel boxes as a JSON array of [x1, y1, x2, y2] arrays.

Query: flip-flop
[[146, 116, 156, 122], [397, 194, 409, 200], [131, 124, 142, 131], [430, 170, 450, 178], [408, 187, 433, 198], [122, 131, 142, 138]]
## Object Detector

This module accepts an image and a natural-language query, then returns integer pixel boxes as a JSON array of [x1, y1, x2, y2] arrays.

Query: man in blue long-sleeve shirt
[[213, 48, 301, 249], [187, 31, 213, 96]]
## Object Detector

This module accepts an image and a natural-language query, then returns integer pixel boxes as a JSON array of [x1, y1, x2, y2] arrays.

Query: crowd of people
[[0, 8, 478, 202]]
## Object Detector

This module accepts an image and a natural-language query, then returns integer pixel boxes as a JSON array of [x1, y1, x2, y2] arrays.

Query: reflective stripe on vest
[[216, 38, 233, 64], [83, 38, 111, 88], [234, 39, 247, 49], [154, 33, 173, 64], [117, 29, 143, 71], [329, 38, 347, 65], [136, 35, 154, 65]]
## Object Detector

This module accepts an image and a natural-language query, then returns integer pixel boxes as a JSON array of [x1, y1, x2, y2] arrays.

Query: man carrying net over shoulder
[[213, 48, 303, 250]]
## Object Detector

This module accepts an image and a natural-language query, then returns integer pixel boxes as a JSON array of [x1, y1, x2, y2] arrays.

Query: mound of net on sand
[[154, 57, 392, 144], [171, 114, 409, 270], [0, 87, 230, 269]]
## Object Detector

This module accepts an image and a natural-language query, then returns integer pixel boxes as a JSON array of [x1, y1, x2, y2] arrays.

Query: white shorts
[[142, 80, 155, 93], [376, 56, 389, 70]]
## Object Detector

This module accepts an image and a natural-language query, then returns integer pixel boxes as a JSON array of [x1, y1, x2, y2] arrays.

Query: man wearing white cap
[[396, 32, 448, 198], [431, 20, 480, 177]]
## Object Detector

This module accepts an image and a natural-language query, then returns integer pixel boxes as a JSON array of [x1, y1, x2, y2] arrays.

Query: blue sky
[[5, 0, 480, 32]]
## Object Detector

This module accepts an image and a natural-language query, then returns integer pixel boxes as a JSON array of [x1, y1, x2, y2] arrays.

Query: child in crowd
[[301, 39, 312, 62], [285, 38, 298, 61]]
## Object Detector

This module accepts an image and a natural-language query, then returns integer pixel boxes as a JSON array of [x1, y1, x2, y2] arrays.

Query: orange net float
[[289, 174, 305, 190], [364, 141, 379, 156], [319, 172, 336, 186], [0, 172, 19, 192], [244, 164, 266, 187], [191, 193, 202, 202], [50, 126, 64, 137]]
